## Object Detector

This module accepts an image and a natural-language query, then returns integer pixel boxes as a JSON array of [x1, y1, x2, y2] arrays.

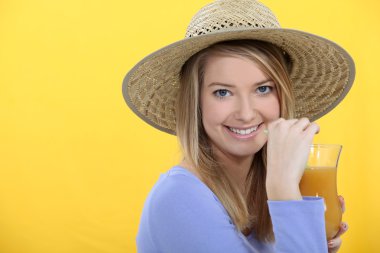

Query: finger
[[338, 195, 346, 213], [286, 118, 299, 126], [291, 117, 310, 131], [266, 118, 291, 135], [333, 222, 349, 238], [303, 122, 320, 138], [267, 117, 286, 129], [313, 122, 320, 134], [268, 118, 300, 134], [328, 237, 342, 253]]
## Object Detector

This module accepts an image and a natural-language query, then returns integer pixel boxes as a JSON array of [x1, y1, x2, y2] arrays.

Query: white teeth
[[228, 125, 258, 135]]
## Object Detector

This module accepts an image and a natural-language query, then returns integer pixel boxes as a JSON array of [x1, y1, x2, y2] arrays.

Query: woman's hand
[[265, 117, 320, 200], [328, 195, 348, 252]]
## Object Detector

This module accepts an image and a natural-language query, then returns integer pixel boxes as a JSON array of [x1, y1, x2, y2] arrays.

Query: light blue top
[[137, 166, 328, 253]]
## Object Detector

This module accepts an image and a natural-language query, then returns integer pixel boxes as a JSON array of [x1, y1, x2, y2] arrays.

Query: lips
[[226, 123, 263, 136]]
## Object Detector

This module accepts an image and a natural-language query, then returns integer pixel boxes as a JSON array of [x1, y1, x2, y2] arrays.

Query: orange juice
[[299, 167, 342, 239]]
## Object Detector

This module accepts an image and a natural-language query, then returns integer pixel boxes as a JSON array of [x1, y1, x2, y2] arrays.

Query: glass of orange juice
[[299, 144, 342, 240]]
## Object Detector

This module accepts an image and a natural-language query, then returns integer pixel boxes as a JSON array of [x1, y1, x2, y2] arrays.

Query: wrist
[[266, 181, 302, 201]]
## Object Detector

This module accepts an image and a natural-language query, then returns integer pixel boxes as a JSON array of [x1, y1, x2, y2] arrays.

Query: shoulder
[[146, 166, 221, 214], [142, 166, 234, 231], [137, 166, 253, 252]]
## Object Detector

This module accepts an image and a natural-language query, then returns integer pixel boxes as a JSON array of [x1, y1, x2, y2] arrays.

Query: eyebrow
[[206, 79, 273, 88]]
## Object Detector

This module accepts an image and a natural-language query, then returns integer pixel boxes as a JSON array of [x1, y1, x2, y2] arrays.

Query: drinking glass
[[299, 144, 342, 240]]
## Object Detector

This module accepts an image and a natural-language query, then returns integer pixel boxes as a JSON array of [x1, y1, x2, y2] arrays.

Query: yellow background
[[0, 0, 378, 252]]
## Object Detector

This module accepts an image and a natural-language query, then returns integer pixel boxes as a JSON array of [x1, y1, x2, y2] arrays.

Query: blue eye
[[214, 89, 231, 98], [256, 86, 272, 95]]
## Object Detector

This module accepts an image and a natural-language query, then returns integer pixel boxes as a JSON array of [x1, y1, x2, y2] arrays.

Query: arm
[[265, 118, 328, 251], [268, 197, 328, 253]]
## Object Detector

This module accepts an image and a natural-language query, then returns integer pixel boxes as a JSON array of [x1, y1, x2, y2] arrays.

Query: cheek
[[262, 97, 281, 119], [201, 96, 230, 129], [202, 101, 222, 126]]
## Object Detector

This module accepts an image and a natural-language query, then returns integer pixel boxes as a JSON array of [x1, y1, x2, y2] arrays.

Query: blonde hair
[[176, 40, 295, 242]]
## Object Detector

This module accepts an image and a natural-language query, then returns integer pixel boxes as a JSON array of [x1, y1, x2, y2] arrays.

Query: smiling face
[[200, 55, 280, 160]]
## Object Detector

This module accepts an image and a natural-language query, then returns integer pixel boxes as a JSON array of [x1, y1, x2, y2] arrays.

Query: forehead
[[203, 55, 268, 85]]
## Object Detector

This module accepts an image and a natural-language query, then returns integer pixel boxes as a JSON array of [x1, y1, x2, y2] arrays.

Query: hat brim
[[123, 27, 355, 135]]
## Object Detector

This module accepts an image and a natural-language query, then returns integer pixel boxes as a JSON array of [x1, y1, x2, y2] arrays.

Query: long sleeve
[[137, 167, 328, 253], [268, 197, 328, 253]]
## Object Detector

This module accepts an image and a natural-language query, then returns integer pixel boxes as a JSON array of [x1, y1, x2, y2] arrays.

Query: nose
[[234, 96, 257, 122]]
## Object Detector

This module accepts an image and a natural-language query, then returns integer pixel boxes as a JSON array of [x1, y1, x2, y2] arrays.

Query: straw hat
[[122, 0, 355, 135]]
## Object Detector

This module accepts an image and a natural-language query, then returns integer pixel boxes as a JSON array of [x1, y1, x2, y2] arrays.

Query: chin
[[229, 146, 264, 157]]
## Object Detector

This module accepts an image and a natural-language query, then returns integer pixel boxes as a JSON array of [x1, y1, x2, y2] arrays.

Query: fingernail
[[328, 240, 334, 247], [339, 195, 344, 201], [342, 222, 348, 230]]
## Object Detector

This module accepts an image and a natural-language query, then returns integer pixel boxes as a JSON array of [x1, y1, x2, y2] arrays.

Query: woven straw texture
[[123, 0, 355, 135]]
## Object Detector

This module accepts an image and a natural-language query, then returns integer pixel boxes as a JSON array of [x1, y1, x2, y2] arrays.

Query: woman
[[122, 1, 354, 252]]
